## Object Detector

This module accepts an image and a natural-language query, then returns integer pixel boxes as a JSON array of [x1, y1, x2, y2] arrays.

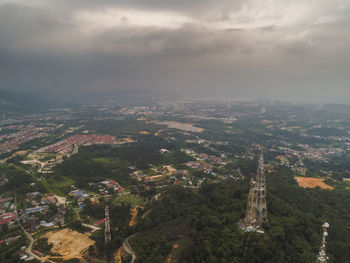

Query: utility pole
[[104, 206, 111, 245], [316, 222, 329, 263]]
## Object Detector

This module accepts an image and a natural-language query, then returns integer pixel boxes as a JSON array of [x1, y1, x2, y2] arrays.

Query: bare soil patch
[[295, 177, 334, 190], [44, 229, 94, 259], [129, 208, 138, 227]]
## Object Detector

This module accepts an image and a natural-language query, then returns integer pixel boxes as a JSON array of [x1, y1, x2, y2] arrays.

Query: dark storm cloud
[[0, 0, 350, 101]]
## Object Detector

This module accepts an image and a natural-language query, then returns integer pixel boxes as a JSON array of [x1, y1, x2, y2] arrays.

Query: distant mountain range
[[0, 90, 72, 113]]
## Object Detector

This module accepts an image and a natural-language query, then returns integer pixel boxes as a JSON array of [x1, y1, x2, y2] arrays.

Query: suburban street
[[14, 192, 40, 260]]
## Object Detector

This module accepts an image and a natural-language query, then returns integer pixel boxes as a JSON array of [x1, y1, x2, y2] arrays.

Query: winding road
[[237, 168, 245, 179], [14, 192, 40, 260], [21, 226, 40, 260], [123, 234, 137, 263]]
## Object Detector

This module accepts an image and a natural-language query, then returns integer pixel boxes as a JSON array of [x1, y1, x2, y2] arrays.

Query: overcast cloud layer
[[1, 0, 350, 101]]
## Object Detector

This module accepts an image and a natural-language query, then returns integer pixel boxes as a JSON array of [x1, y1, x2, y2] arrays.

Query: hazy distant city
[[1, 0, 350, 262], [0, 96, 349, 262]]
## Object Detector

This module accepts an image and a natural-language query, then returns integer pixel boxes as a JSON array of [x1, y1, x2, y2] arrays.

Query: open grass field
[[295, 177, 334, 190], [93, 157, 113, 164], [41, 176, 75, 196], [115, 193, 144, 207]]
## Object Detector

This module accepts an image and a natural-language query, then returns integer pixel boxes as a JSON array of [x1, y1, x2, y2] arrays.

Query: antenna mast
[[316, 222, 329, 263], [239, 150, 267, 233], [105, 205, 112, 245]]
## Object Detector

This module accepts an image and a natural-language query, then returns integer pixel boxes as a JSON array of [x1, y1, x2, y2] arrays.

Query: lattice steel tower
[[241, 152, 268, 231], [255, 153, 267, 226], [105, 205, 112, 245], [316, 222, 329, 263], [244, 177, 257, 226]]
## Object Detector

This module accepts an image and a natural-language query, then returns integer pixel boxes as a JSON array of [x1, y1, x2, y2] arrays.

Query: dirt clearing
[[167, 243, 180, 263], [129, 208, 138, 227], [295, 177, 334, 190], [44, 229, 94, 259], [114, 247, 123, 263]]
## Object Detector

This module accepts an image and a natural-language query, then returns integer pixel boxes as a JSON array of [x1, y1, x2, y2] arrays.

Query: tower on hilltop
[[255, 153, 267, 226], [316, 222, 329, 263], [244, 177, 257, 226], [240, 152, 268, 232], [105, 205, 111, 245]]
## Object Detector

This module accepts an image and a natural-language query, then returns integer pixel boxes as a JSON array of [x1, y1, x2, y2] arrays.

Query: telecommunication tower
[[244, 177, 257, 226], [255, 153, 267, 225], [240, 152, 268, 232], [316, 222, 329, 263], [104, 205, 112, 244]]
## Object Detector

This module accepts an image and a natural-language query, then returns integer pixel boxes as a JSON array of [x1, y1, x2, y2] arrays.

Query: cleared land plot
[[129, 208, 138, 227], [157, 121, 204, 133], [295, 177, 334, 190], [44, 229, 94, 259]]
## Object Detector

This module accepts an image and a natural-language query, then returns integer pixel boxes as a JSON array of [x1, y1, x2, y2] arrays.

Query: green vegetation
[[0, 225, 27, 263], [53, 136, 190, 189], [67, 220, 90, 233], [85, 119, 160, 137], [84, 199, 133, 260], [115, 194, 144, 207], [41, 176, 74, 196], [0, 165, 47, 210], [131, 168, 350, 263], [3, 102, 350, 263], [132, 236, 172, 263], [32, 238, 53, 254]]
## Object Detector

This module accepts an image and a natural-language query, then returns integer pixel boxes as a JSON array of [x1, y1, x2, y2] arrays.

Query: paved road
[[15, 192, 40, 260], [141, 209, 152, 219], [123, 234, 137, 263], [21, 226, 40, 260], [74, 208, 81, 220], [82, 223, 101, 232], [237, 168, 245, 179], [72, 145, 79, 154]]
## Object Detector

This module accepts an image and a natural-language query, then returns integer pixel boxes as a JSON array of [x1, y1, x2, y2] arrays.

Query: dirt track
[[44, 229, 94, 259], [295, 177, 334, 190]]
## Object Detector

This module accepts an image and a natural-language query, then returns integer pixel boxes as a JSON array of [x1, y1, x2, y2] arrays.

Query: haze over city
[[1, 0, 350, 102], [2, 2, 350, 263]]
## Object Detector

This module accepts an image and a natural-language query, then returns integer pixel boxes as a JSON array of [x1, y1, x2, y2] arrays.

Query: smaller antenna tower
[[104, 205, 111, 245], [316, 222, 329, 263]]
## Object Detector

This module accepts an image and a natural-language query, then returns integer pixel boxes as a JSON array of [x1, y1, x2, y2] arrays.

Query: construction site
[[43, 229, 94, 261], [239, 152, 267, 233]]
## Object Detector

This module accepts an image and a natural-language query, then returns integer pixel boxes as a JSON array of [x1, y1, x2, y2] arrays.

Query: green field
[[115, 193, 144, 207], [93, 157, 113, 164], [41, 176, 75, 196]]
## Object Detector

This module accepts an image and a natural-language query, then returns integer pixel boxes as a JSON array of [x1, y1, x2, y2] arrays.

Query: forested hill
[[132, 167, 350, 263]]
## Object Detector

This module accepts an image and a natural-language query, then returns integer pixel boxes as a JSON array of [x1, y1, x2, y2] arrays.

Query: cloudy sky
[[0, 0, 350, 101]]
